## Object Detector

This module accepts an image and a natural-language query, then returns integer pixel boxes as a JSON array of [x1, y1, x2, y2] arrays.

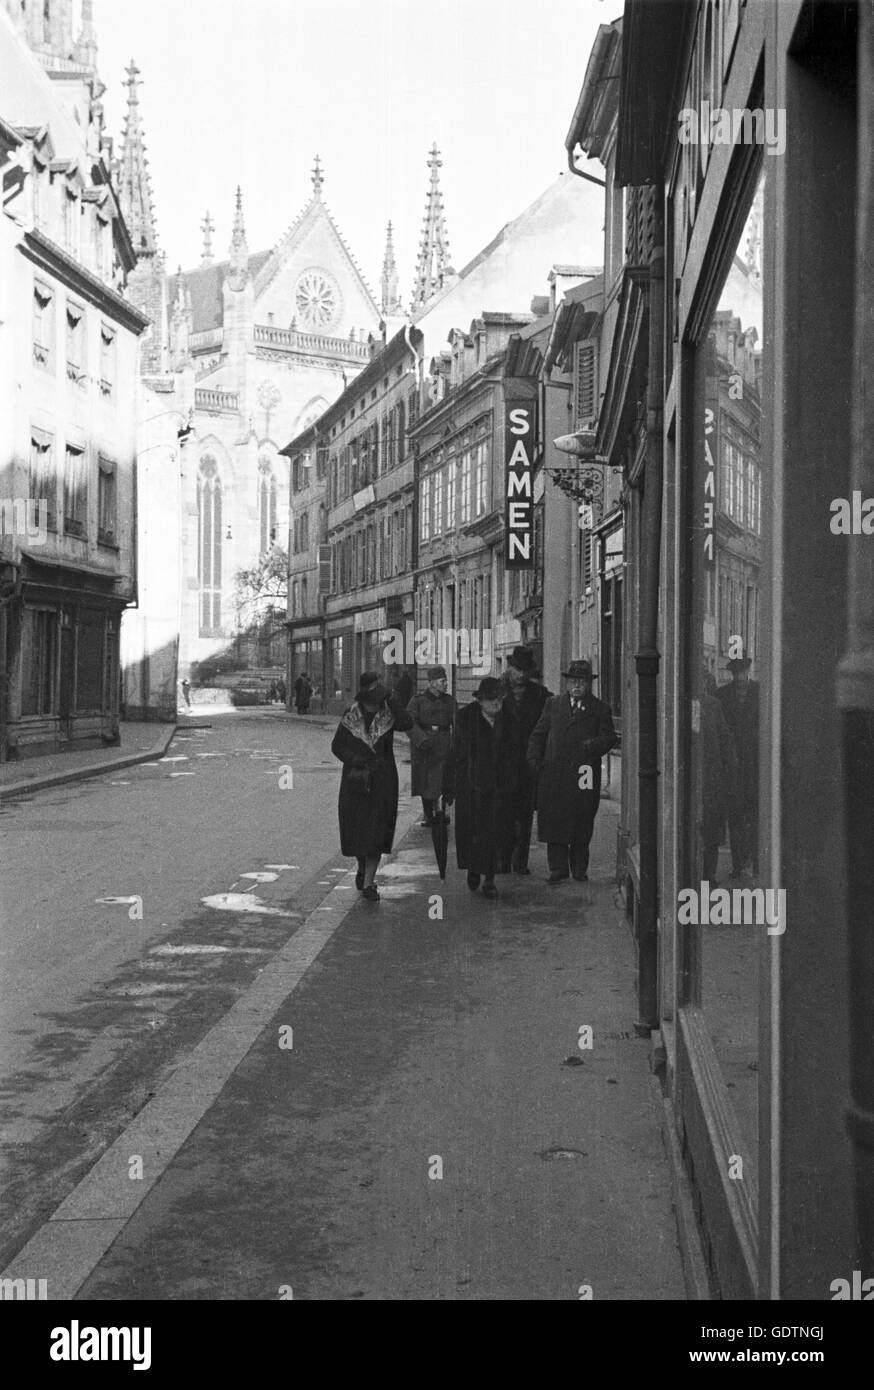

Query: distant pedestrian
[[390, 666, 414, 709], [716, 655, 760, 877], [407, 665, 455, 826], [331, 672, 413, 901], [499, 646, 551, 874], [527, 659, 617, 884], [449, 676, 513, 899], [180, 678, 191, 709], [276, 678, 287, 705], [294, 671, 312, 714]]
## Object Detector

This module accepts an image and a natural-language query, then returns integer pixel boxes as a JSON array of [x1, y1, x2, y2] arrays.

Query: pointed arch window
[[197, 457, 223, 635], [259, 459, 278, 554]]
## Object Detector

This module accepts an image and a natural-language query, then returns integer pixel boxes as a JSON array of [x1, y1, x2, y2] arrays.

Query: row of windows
[[331, 504, 413, 593], [420, 441, 490, 542], [415, 573, 493, 634], [33, 280, 117, 396], [719, 572, 759, 659], [26, 429, 117, 542], [31, 164, 114, 281]]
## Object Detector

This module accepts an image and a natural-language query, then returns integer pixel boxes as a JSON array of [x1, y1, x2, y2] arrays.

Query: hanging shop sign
[[505, 404, 534, 570]]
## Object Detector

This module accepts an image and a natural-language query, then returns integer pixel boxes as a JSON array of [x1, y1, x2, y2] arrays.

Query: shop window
[[689, 164, 766, 1188], [21, 608, 57, 716], [76, 611, 105, 711]]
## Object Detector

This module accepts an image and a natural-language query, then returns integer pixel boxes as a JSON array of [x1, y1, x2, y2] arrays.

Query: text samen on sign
[[506, 404, 535, 569]]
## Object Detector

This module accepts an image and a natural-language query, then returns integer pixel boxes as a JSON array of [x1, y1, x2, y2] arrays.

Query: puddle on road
[[200, 892, 302, 918]]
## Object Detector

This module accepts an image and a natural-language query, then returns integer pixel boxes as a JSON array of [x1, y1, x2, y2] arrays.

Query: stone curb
[[0, 724, 178, 800]]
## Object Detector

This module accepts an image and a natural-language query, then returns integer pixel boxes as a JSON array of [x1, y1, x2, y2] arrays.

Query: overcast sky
[[90, 0, 613, 295]]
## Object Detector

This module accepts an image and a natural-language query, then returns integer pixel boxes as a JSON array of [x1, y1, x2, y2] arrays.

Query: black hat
[[357, 671, 388, 704], [726, 655, 752, 672], [562, 659, 594, 680], [507, 645, 535, 672], [427, 665, 448, 681], [474, 677, 503, 701]]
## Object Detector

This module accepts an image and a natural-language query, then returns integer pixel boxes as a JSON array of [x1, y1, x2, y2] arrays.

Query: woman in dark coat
[[331, 671, 413, 901], [448, 676, 514, 899]]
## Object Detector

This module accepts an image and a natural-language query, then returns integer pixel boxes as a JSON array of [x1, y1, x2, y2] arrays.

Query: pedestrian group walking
[[332, 650, 617, 904]]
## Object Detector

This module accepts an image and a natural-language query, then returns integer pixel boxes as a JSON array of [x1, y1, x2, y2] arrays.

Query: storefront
[[616, 0, 861, 1299]]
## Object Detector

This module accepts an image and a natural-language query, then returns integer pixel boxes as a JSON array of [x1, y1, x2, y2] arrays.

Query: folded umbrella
[[431, 794, 450, 880]]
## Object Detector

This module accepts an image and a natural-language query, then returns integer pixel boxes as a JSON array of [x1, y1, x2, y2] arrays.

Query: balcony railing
[[254, 324, 370, 360], [195, 388, 239, 413]]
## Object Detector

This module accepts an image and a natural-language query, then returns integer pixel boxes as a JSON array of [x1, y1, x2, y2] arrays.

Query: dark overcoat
[[331, 698, 413, 857], [450, 702, 515, 874], [527, 691, 617, 843], [700, 693, 736, 841], [501, 680, 552, 803], [407, 689, 456, 800], [715, 680, 759, 807]]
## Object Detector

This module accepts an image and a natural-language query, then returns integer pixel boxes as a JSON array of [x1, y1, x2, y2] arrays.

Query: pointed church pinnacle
[[201, 210, 215, 267], [381, 220, 401, 317], [311, 155, 324, 200], [228, 186, 250, 287], [411, 143, 452, 313], [118, 59, 159, 262]]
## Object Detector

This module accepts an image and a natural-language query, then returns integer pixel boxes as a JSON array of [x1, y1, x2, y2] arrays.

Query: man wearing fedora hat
[[499, 646, 552, 874], [716, 654, 760, 877], [527, 658, 617, 883]]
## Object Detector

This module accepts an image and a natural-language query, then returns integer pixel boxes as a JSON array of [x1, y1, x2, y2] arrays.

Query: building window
[[97, 457, 117, 545], [445, 460, 456, 531], [66, 302, 85, 383], [259, 463, 278, 554], [99, 324, 116, 398], [29, 430, 57, 532], [197, 458, 222, 634], [420, 475, 431, 542], [461, 450, 472, 524], [33, 281, 54, 369], [64, 190, 78, 256], [21, 608, 57, 717], [63, 443, 88, 535], [433, 468, 444, 537], [475, 440, 489, 517]]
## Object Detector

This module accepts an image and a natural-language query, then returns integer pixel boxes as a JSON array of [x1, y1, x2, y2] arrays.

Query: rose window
[[295, 271, 338, 330]]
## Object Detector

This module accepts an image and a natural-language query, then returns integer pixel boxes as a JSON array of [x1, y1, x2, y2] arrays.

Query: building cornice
[[21, 228, 150, 333]]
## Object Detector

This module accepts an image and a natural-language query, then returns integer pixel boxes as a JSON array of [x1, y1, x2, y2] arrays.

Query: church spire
[[75, 0, 98, 71], [228, 186, 250, 288], [200, 210, 215, 268], [380, 220, 402, 317], [118, 60, 159, 262], [311, 154, 324, 201], [411, 144, 452, 313]]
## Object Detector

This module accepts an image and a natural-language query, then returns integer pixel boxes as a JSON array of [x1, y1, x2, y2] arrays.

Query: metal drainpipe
[[567, 149, 607, 188], [635, 241, 664, 1033], [836, 1, 874, 1273]]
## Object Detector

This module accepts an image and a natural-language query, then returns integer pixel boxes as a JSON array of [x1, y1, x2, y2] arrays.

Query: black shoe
[[362, 885, 379, 902], [482, 881, 498, 899], [467, 872, 481, 892], [355, 869, 365, 890], [572, 872, 589, 882], [548, 872, 569, 885]]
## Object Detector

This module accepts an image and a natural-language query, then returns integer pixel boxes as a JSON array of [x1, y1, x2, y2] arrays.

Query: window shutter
[[318, 544, 332, 594], [573, 342, 599, 432]]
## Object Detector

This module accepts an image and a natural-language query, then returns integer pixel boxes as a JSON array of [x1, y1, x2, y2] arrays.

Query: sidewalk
[[0, 721, 177, 798], [3, 798, 685, 1301]]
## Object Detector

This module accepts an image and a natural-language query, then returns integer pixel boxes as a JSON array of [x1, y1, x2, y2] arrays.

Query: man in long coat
[[407, 665, 455, 826], [499, 645, 551, 874], [527, 659, 617, 883], [448, 677, 514, 898], [716, 655, 760, 877]]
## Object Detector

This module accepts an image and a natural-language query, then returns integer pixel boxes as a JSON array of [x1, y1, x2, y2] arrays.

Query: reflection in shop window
[[693, 165, 766, 1195]]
